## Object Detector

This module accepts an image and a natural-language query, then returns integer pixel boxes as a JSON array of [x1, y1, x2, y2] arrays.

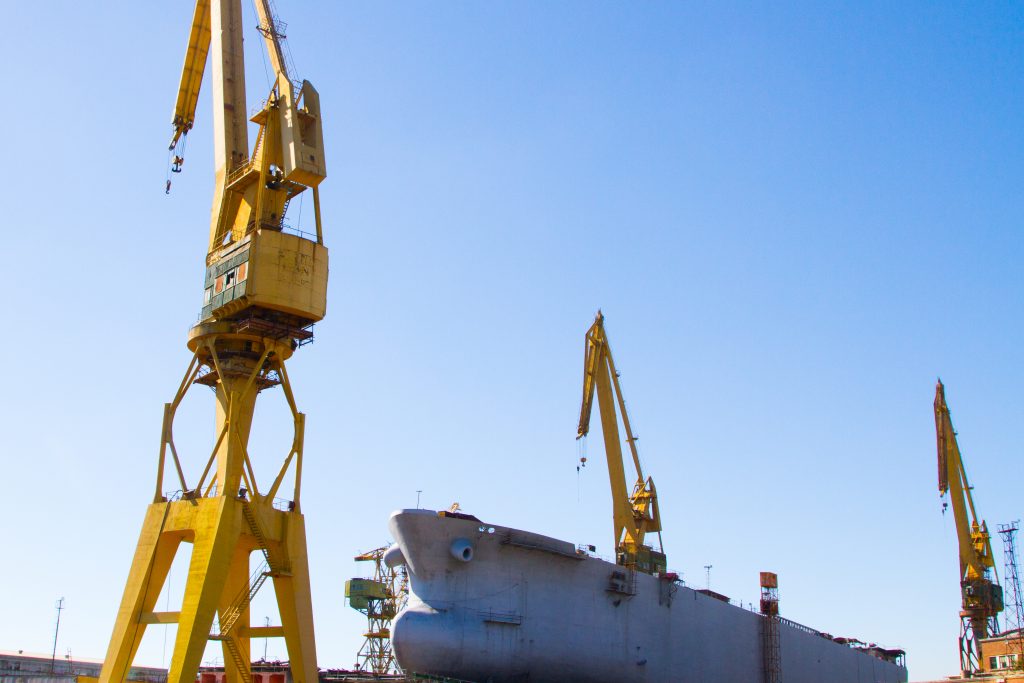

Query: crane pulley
[[934, 380, 1003, 677], [577, 312, 666, 575]]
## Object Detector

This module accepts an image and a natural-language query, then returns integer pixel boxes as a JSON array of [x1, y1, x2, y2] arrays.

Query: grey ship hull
[[388, 509, 907, 683]]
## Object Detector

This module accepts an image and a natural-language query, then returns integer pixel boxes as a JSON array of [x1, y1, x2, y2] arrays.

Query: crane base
[[98, 496, 318, 683]]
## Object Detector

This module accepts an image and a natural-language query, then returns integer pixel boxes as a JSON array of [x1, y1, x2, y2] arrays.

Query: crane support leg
[[272, 519, 318, 683], [99, 505, 180, 683], [99, 334, 317, 683], [218, 542, 253, 683], [168, 498, 240, 683], [960, 615, 978, 677], [100, 496, 316, 683]]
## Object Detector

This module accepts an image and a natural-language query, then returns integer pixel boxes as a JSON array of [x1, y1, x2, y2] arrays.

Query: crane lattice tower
[[999, 522, 1024, 669], [345, 547, 409, 674], [98, 2, 329, 683]]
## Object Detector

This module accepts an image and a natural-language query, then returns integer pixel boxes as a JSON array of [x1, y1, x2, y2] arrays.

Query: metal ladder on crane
[[210, 502, 291, 683]]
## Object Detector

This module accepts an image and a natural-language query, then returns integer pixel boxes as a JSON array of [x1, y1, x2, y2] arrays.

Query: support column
[[273, 512, 318, 683], [99, 504, 180, 683], [166, 497, 240, 683], [219, 542, 254, 683]]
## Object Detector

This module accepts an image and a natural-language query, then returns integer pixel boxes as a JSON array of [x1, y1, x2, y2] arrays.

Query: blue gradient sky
[[1, 2, 1021, 680]]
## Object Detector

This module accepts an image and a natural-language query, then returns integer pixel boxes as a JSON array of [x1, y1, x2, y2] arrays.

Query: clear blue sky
[[1, 2, 1021, 680]]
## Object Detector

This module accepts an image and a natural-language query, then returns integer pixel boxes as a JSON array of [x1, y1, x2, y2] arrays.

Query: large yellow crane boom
[[169, 0, 326, 256], [169, 0, 211, 152], [577, 312, 666, 575], [252, 0, 291, 82], [99, 3, 328, 683], [934, 380, 1003, 677]]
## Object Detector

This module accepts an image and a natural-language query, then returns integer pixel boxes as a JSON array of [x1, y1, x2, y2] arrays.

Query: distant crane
[[345, 547, 409, 674], [997, 522, 1024, 671], [576, 312, 666, 575], [934, 380, 1003, 676], [759, 572, 781, 683], [98, 2, 329, 683]]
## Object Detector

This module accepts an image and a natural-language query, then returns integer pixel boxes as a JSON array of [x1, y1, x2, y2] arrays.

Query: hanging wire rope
[[576, 436, 586, 506], [166, 135, 188, 194], [165, 148, 174, 194]]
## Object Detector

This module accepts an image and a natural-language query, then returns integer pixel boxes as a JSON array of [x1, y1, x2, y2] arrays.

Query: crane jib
[[577, 312, 666, 576]]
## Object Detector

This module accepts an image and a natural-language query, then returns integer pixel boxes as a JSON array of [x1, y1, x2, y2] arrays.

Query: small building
[[911, 630, 1024, 682], [979, 629, 1024, 678], [0, 650, 166, 683]]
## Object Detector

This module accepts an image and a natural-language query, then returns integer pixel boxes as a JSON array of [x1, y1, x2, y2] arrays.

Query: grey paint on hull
[[389, 510, 908, 683]]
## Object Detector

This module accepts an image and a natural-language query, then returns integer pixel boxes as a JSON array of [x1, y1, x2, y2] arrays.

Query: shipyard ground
[[10, 650, 1015, 683]]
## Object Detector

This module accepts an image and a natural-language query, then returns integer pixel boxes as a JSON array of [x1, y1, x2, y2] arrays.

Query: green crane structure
[[345, 547, 408, 674]]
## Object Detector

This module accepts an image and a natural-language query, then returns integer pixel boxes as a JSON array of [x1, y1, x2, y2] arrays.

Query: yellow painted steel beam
[[139, 612, 181, 625], [252, 0, 289, 82], [209, 0, 248, 175], [206, 0, 250, 256], [170, 0, 212, 150]]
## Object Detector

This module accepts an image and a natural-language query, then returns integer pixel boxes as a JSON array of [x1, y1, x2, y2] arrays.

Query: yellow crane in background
[[577, 312, 666, 575], [99, 2, 328, 683], [934, 380, 1003, 677]]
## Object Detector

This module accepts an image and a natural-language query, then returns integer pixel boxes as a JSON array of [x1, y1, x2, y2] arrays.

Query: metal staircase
[[278, 195, 292, 228], [242, 501, 291, 574], [218, 634, 251, 683], [210, 502, 290, 683]]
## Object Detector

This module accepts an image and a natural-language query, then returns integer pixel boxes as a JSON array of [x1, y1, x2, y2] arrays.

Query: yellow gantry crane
[[577, 312, 666, 575], [99, 2, 328, 683], [934, 380, 1003, 677]]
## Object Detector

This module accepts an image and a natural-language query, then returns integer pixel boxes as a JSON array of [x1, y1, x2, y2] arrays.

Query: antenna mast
[[50, 597, 65, 674]]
